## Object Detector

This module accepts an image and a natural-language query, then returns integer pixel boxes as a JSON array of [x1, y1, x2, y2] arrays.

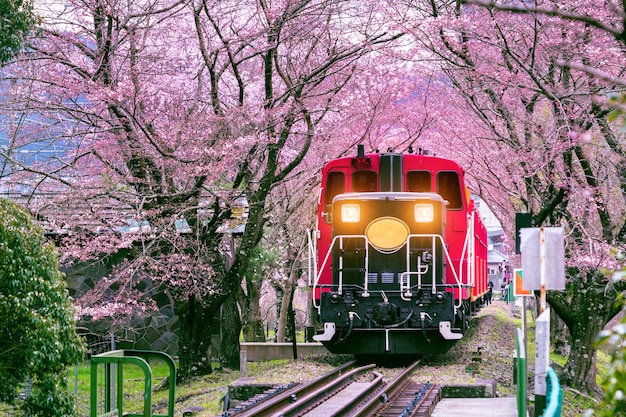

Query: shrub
[[0, 198, 85, 416]]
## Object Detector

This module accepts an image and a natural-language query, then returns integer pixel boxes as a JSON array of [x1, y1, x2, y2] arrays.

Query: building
[[475, 197, 510, 289]]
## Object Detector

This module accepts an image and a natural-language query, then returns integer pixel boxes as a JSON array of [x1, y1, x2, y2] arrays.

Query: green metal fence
[[90, 349, 176, 417]]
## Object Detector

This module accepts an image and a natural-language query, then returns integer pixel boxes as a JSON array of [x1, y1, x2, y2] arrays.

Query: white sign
[[520, 227, 565, 291]]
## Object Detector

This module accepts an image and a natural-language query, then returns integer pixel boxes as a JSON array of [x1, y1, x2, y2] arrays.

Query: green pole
[[516, 328, 527, 417], [90, 361, 98, 417]]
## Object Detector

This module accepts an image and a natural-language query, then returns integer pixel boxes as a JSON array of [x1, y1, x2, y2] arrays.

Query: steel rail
[[351, 359, 423, 417], [230, 360, 359, 417], [270, 365, 379, 417]]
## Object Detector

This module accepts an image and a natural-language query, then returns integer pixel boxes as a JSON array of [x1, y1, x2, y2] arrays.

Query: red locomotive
[[311, 145, 488, 356]]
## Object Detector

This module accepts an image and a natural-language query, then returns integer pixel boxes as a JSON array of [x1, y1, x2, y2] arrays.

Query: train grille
[[381, 272, 394, 284]]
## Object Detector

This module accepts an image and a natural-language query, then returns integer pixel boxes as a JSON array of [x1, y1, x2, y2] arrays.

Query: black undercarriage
[[315, 286, 468, 355]]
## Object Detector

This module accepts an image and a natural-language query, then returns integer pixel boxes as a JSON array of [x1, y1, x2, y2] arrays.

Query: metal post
[[240, 347, 248, 377], [90, 361, 98, 417], [534, 308, 550, 417], [117, 360, 124, 417], [515, 328, 527, 417], [523, 296, 528, 408], [539, 227, 547, 313], [289, 294, 298, 360]]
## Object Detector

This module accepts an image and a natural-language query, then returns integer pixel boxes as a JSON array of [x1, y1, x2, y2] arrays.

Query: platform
[[431, 397, 521, 417]]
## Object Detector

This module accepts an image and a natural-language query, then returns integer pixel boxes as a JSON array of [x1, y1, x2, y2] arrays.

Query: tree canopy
[[0, 0, 625, 396], [0, 0, 36, 64], [417, 0, 626, 391], [0, 0, 407, 378]]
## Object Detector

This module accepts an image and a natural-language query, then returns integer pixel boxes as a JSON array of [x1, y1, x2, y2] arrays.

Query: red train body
[[310, 146, 488, 356]]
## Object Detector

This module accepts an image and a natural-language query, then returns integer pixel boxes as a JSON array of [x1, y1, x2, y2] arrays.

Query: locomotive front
[[312, 147, 469, 356]]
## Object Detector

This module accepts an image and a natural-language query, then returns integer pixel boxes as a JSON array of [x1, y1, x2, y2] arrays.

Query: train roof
[[322, 148, 465, 174]]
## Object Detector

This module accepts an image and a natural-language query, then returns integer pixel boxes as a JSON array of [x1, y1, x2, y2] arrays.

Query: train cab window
[[406, 171, 431, 192], [324, 171, 345, 224], [437, 171, 463, 209], [353, 170, 377, 192], [324, 171, 345, 206]]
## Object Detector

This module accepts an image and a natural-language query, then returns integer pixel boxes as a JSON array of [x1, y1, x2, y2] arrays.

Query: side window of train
[[437, 171, 463, 209], [324, 171, 345, 223], [406, 171, 431, 192], [352, 170, 377, 192]]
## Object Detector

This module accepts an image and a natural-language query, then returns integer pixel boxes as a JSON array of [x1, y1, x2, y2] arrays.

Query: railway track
[[225, 359, 441, 417], [353, 360, 440, 417]]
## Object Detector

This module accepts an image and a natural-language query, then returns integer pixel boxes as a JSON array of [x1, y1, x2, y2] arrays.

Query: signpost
[[514, 267, 531, 398], [521, 227, 565, 312], [513, 269, 532, 297], [535, 308, 551, 417], [519, 227, 565, 417]]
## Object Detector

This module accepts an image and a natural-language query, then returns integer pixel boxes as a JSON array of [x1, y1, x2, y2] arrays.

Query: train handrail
[[313, 233, 464, 312], [312, 234, 370, 311], [307, 229, 318, 288], [438, 234, 463, 311], [400, 233, 463, 309], [404, 233, 463, 311], [467, 212, 475, 290], [402, 235, 439, 296], [457, 212, 479, 301], [314, 283, 465, 296]]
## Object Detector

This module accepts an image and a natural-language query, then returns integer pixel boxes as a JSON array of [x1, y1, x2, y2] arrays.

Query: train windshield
[[406, 171, 431, 192], [437, 171, 463, 209], [353, 170, 377, 192]]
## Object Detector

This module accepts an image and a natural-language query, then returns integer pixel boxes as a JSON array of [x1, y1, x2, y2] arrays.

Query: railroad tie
[[379, 383, 441, 417]]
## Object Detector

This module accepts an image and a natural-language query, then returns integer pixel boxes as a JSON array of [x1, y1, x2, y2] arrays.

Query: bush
[[0, 198, 85, 416], [593, 296, 626, 417]]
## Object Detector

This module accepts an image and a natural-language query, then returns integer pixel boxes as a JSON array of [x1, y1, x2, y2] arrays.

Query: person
[[486, 281, 494, 305]]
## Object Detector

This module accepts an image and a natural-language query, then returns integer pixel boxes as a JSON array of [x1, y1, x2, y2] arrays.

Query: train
[[310, 145, 488, 356]]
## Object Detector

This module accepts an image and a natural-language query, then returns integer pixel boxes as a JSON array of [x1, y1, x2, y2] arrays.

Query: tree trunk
[[275, 285, 286, 343], [559, 282, 611, 392], [550, 308, 569, 356], [242, 276, 266, 342], [274, 236, 303, 343], [219, 295, 242, 369], [547, 268, 624, 393], [563, 316, 600, 392], [176, 296, 215, 380], [276, 282, 295, 342]]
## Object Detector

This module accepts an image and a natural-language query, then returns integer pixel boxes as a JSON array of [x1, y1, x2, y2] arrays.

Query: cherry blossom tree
[[0, 0, 404, 378], [229, 52, 443, 346], [394, 0, 626, 391], [9, 0, 624, 394]]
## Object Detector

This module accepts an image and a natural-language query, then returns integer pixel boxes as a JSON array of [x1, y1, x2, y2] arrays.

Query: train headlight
[[341, 204, 360, 223], [414, 203, 434, 223]]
